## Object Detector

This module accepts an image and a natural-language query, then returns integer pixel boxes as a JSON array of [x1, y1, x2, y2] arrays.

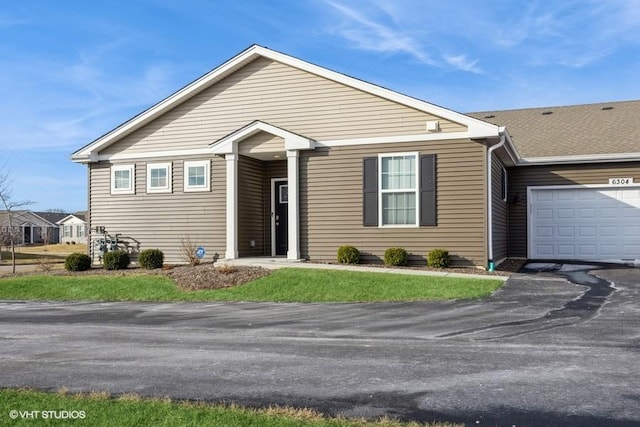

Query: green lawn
[[0, 389, 460, 427], [0, 250, 66, 265], [0, 268, 502, 303]]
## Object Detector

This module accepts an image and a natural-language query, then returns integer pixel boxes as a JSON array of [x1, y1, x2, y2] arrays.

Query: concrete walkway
[[220, 257, 509, 281]]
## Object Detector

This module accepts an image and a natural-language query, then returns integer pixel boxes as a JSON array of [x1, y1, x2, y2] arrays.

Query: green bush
[[427, 248, 450, 268], [64, 253, 91, 272], [383, 247, 408, 267], [103, 250, 130, 270], [138, 249, 164, 269], [337, 245, 360, 264]]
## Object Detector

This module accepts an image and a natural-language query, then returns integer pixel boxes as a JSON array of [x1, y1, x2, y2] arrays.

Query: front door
[[274, 180, 288, 256]]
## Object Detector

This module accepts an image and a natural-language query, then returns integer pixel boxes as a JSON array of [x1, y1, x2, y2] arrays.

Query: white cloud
[[443, 54, 482, 74], [325, 1, 435, 65]]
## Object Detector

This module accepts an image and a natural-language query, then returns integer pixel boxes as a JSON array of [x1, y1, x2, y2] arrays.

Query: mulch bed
[[166, 264, 272, 291]]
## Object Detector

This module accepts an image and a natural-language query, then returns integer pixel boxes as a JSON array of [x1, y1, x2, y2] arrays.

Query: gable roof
[[33, 211, 70, 225], [0, 210, 60, 227], [468, 100, 640, 164], [56, 213, 87, 225], [72, 45, 501, 162]]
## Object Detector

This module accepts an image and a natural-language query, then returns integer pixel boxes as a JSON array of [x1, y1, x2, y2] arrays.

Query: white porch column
[[225, 153, 238, 259], [286, 150, 300, 260]]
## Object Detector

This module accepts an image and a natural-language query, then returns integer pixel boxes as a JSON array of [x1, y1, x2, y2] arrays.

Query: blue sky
[[2, 0, 640, 212]]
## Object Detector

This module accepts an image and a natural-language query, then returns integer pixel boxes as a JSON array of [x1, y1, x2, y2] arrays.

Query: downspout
[[487, 132, 506, 271]]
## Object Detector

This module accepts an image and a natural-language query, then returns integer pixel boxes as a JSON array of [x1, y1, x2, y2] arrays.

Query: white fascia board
[[210, 120, 315, 154], [318, 131, 488, 147], [98, 148, 214, 162], [517, 152, 640, 166], [55, 214, 79, 225], [74, 44, 499, 162]]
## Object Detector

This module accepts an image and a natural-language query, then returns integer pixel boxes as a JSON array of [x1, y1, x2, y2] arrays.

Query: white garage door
[[529, 186, 640, 261]]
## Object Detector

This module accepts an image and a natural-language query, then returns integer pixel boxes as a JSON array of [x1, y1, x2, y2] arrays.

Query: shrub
[[103, 250, 130, 270], [64, 253, 91, 272], [138, 249, 164, 269], [337, 245, 360, 264], [427, 248, 450, 268], [384, 247, 408, 267]]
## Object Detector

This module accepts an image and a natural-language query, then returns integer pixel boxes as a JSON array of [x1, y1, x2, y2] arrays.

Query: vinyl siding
[[491, 154, 508, 265], [100, 57, 466, 156], [238, 132, 284, 157], [238, 156, 264, 256], [508, 162, 640, 258], [300, 139, 488, 267], [89, 157, 226, 263]]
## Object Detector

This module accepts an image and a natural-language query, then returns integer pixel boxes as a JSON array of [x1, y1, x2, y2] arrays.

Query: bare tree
[[0, 164, 33, 273]]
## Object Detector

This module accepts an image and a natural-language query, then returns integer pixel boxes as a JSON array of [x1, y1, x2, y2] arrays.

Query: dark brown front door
[[274, 181, 288, 256]]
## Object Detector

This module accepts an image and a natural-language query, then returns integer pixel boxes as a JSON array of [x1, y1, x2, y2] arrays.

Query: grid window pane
[[381, 155, 415, 190], [188, 166, 205, 186], [382, 192, 416, 225], [114, 170, 130, 189], [150, 168, 167, 188]]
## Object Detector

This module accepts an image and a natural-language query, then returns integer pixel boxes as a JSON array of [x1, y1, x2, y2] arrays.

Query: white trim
[[146, 162, 172, 194], [72, 45, 500, 163], [320, 131, 492, 148], [518, 152, 640, 166], [110, 164, 135, 195], [286, 150, 300, 260], [225, 154, 238, 259], [526, 183, 640, 259], [270, 178, 287, 257], [211, 120, 315, 154], [98, 148, 212, 162], [378, 152, 420, 228], [183, 160, 211, 192]]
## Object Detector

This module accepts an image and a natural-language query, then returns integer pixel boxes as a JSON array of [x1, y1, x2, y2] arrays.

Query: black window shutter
[[363, 157, 378, 226], [420, 154, 437, 226]]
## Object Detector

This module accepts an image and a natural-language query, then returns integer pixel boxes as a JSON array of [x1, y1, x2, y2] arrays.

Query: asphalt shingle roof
[[467, 100, 640, 159]]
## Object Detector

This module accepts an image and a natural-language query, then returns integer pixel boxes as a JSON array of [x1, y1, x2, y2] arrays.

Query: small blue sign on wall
[[195, 246, 206, 259]]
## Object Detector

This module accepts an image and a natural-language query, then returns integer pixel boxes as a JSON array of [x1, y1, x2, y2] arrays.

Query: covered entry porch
[[211, 121, 316, 260]]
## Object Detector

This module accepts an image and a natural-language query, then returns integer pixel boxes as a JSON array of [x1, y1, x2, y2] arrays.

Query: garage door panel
[[530, 186, 640, 261]]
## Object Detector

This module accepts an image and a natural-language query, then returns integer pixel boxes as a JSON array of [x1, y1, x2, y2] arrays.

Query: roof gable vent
[[541, 111, 553, 115], [601, 106, 614, 110]]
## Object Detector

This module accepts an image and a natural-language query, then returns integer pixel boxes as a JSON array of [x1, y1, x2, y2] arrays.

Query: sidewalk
[[220, 257, 509, 281]]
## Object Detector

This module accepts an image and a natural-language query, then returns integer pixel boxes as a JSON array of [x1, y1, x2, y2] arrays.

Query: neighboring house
[[71, 45, 640, 267], [0, 211, 63, 245], [56, 212, 88, 244]]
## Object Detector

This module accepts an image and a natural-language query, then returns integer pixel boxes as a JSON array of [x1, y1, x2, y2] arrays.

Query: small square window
[[279, 185, 288, 203], [184, 160, 210, 192], [146, 162, 172, 193], [111, 164, 135, 195]]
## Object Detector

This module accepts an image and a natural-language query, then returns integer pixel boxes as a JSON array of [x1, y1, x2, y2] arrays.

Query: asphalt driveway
[[1, 263, 639, 426]]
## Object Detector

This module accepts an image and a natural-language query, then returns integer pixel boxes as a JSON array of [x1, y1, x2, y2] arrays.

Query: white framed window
[[379, 152, 419, 226], [146, 162, 172, 193], [63, 225, 72, 237], [111, 164, 135, 195], [183, 160, 210, 192], [77, 225, 85, 238]]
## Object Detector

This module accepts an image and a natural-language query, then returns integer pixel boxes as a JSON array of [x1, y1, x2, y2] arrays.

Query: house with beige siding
[[72, 45, 640, 268]]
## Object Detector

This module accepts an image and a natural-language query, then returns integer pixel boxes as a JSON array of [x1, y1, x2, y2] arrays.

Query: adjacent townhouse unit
[[0, 211, 66, 245], [56, 212, 88, 244], [71, 45, 640, 268]]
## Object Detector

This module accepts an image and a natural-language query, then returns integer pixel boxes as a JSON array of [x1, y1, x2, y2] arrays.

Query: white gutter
[[487, 133, 506, 271]]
